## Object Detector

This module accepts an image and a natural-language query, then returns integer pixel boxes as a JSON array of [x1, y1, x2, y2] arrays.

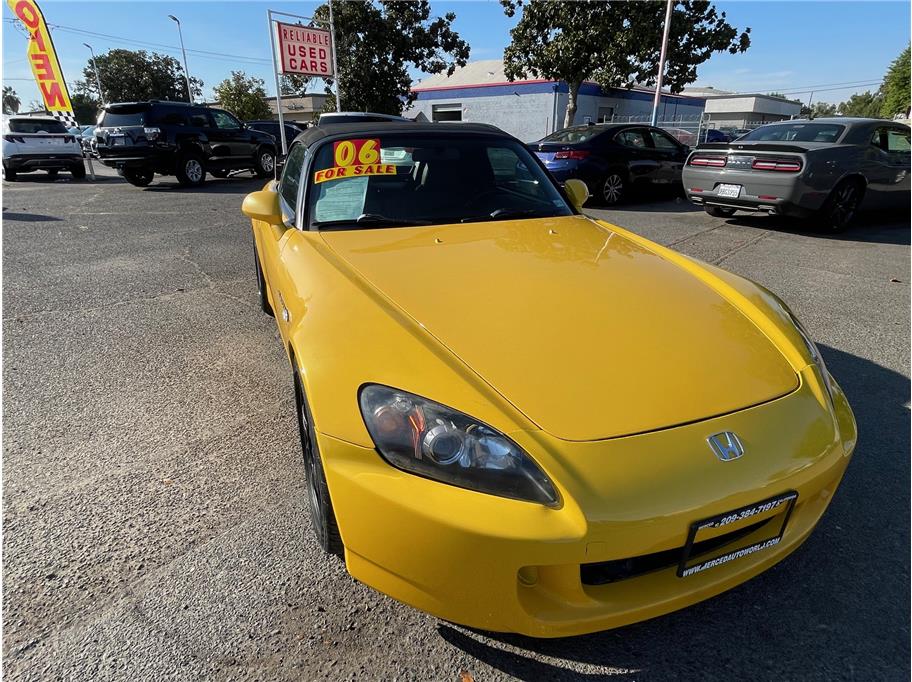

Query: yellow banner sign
[[314, 139, 397, 183], [7, 0, 73, 113]]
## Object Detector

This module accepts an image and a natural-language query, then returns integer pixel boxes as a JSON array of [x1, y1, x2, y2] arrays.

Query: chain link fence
[[603, 113, 770, 145]]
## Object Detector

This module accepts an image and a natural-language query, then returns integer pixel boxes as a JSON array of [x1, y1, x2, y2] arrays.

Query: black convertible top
[[292, 121, 508, 148]]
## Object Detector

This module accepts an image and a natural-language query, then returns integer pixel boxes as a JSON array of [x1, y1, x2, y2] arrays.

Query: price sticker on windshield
[[314, 138, 398, 184]]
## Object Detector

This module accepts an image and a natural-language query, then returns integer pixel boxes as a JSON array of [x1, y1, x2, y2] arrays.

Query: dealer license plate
[[677, 491, 798, 577], [717, 183, 742, 198]]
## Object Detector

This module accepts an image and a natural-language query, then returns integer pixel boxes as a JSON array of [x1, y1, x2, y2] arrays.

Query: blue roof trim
[[413, 81, 705, 105]]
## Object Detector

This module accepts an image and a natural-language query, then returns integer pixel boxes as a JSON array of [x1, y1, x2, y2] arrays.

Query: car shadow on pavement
[[728, 208, 910, 246], [140, 177, 269, 195], [438, 345, 910, 680]]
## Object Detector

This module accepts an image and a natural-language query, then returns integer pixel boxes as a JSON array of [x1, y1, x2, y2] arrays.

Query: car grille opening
[[580, 517, 772, 586]]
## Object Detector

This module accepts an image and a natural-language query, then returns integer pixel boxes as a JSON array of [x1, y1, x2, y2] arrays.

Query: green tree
[[285, 1, 469, 114], [2, 86, 20, 114], [77, 49, 202, 103], [800, 101, 837, 118], [70, 92, 101, 125], [501, 0, 750, 128], [213, 71, 272, 120], [837, 90, 884, 118], [880, 44, 910, 119]]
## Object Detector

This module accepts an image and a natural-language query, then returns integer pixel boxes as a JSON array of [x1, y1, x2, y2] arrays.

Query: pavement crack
[[713, 230, 772, 265]]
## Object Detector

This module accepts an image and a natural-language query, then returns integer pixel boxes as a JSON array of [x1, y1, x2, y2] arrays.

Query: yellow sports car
[[241, 122, 856, 637]]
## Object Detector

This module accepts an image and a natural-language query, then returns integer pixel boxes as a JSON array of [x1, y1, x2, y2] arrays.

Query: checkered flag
[[50, 109, 78, 130]]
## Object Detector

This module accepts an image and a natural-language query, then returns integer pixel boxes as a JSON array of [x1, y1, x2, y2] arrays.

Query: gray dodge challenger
[[682, 118, 910, 231]]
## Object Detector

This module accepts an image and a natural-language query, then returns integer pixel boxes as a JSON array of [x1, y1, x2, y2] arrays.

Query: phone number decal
[[698, 492, 798, 530]]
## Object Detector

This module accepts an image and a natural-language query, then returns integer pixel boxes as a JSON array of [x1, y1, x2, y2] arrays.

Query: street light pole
[[650, 0, 674, 128], [168, 14, 193, 102], [83, 43, 105, 104]]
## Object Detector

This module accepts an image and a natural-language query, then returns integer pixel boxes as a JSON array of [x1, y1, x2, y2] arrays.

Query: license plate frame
[[717, 183, 742, 198], [677, 491, 798, 578]]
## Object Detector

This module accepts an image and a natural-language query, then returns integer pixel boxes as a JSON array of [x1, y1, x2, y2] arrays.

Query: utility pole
[[168, 15, 193, 102], [83, 43, 105, 104], [328, 0, 342, 112], [650, 0, 674, 127]]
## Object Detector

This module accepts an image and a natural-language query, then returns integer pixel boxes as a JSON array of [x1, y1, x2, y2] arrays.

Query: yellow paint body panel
[[248, 188, 856, 637]]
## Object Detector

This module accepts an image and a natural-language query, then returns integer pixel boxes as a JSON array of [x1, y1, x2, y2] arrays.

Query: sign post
[[267, 8, 341, 156]]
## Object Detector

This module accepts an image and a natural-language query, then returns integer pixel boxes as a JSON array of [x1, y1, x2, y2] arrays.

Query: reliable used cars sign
[[275, 21, 333, 77]]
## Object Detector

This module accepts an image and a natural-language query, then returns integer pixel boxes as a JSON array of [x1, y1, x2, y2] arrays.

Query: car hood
[[321, 215, 798, 441]]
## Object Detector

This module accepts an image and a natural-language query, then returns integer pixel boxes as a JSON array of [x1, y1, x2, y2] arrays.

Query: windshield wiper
[[460, 208, 550, 223], [315, 213, 432, 230]]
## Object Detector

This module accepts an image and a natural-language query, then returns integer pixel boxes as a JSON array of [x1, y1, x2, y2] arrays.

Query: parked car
[[529, 123, 689, 204], [665, 127, 697, 146], [79, 125, 97, 157], [2, 115, 85, 180], [241, 121, 856, 637], [683, 118, 911, 231], [699, 128, 731, 144], [246, 119, 309, 148], [95, 100, 277, 187]]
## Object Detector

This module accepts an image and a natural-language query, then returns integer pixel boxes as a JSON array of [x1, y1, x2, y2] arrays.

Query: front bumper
[[4, 154, 84, 171], [319, 368, 856, 637], [682, 166, 827, 217]]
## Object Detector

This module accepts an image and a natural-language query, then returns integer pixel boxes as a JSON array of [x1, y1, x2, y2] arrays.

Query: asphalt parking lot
[[2, 168, 909, 681]]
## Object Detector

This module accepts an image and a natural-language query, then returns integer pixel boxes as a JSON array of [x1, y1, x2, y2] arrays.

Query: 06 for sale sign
[[275, 21, 333, 77]]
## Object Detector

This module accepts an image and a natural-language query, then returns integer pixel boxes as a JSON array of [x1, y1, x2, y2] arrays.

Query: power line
[[3, 17, 272, 66]]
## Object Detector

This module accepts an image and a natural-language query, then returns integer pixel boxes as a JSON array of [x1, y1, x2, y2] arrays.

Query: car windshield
[[541, 127, 603, 144], [307, 134, 573, 229], [100, 107, 147, 127], [8, 119, 68, 134], [738, 123, 846, 143]]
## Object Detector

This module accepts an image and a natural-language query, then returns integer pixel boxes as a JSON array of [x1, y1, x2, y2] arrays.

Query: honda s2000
[[241, 122, 856, 637]]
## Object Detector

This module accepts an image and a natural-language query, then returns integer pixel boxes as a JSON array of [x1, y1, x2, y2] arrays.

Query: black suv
[[95, 101, 277, 187]]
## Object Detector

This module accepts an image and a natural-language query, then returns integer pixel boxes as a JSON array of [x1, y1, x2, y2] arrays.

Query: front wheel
[[254, 243, 274, 317], [705, 206, 736, 218], [254, 146, 276, 178], [70, 163, 86, 180], [175, 152, 206, 187], [3, 166, 16, 181], [819, 180, 863, 232], [295, 374, 343, 558], [46, 169, 59, 179], [123, 168, 153, 187]]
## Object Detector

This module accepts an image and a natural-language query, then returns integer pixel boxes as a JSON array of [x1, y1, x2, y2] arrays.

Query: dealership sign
[[275, 22, 333, 77]]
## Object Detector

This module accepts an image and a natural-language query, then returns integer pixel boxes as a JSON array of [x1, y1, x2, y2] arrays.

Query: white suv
[[2, 115, 86, 181]]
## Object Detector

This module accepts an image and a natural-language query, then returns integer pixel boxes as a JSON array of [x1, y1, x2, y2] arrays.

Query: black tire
[[599, 170, 626, 205], [294, 373, 343, 558], [70, 164, 86, 180], [254, 243, 274, 317], [123, 168, 153, 187], [705, 206, 736, 218], [254, 146, 276, 178], [175, 151, 206, 187], [210, 169, 229, 178], [819, 179, 863, 232], [46, 169, 59, 179]]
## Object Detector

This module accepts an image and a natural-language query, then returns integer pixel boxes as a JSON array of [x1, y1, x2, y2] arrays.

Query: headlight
[[785, 310, 836, 401], [359, 385, 559, 507]]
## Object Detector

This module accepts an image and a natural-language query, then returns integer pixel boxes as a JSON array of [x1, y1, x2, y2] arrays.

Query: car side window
[[886, 129, 911, 153], [486, 146, 541, 198], [188, 111, 210, 127], [650, 130, 680, 150], [616, 129, 649, 148], [279, 143, 308, 224], [212, 110, 242, 130]]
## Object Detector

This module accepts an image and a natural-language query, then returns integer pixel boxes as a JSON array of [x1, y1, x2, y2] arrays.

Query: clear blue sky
[[3, 0, 909, 109]]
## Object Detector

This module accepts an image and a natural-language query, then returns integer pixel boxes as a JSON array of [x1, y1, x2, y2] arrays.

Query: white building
[[682, 87, 802, 127], [404, 60, 706, 143]]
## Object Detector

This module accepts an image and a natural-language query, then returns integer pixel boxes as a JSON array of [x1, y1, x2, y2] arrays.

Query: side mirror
[[242, 190, 283, 223], [564, 178, 589, 210]]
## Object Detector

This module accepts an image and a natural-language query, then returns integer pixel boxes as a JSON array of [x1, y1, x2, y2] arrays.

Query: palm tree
[[3, 86, 21, 114]]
